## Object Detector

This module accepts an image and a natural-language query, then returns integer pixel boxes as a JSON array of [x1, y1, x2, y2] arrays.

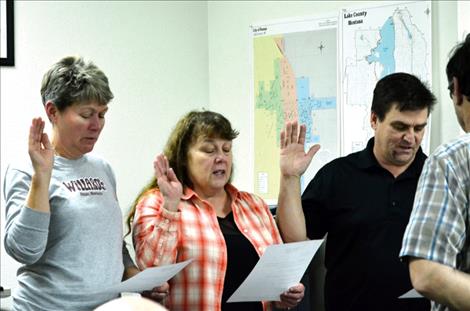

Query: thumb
[[306, 144, 321, 160], [42, 133, 53, 150]]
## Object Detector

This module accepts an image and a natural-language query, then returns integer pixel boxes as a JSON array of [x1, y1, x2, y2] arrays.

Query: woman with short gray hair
[[3, 56, 167, 310]]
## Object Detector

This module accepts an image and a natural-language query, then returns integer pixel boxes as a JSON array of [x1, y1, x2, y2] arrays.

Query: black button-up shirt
[[302, 137, 430, 311]]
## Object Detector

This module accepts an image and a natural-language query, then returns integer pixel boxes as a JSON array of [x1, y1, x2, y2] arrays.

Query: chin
[[212, 179, 228, 189], [217, 180, 229, 188], [394, 156, 413, 166], [81, 146, 95, 154]]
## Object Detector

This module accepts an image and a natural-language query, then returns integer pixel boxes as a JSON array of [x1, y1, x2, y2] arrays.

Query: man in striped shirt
[[400, 34, 470, 311]]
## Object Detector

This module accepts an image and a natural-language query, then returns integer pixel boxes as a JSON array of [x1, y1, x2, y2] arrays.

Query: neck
[[197, 188, 231, 217], [378, 161, 412, 178], [373, 146, 414, 178], [52, 136, 81, 160]]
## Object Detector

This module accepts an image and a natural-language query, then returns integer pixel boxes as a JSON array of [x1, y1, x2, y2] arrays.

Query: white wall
[[0, 0, 462, 308], [434, 1, 460, 143], [0, 0, 208, 298], [458, 0, 470, 38], [208, 0, 459, 192]]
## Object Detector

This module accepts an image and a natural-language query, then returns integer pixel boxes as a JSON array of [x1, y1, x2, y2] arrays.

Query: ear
[[453, 77, 464, 106], [370, 111, 378, 130], [45, 101, 58, 123]]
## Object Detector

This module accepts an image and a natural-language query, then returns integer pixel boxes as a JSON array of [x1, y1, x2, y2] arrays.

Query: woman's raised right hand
[[28, 118, 54, 176], [154, 154, 183, 211]]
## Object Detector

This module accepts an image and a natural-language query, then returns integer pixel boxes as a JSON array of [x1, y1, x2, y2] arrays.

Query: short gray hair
[[40, 56, 114, 111]]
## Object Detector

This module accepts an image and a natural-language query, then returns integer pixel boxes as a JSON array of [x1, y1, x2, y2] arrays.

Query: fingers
[[141, 283, 170, 303], [29, 118, 43, 145], [141, 290, 168, 302], [279, 284, 305, 308], [281, 290, 304, 300], [287, 283, 305, 294], [39, 118, 45, 139], [158, 282, 170, 292], [298, 124, 306, 145], [291, 122, 298, 144], [154, 154, 181, 186], [280, 130, 286, 149], [29, 118, 52, 151], [281, 121, 304, 147], [167, 167, 178, 182], [154, 154, 169, 178], [42, 133, 52, 150], [280, 293, 303, 308], [285, 121, 292, 145]]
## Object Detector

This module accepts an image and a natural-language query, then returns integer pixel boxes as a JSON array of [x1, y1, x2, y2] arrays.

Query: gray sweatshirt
[[3, 154, 134, 311]]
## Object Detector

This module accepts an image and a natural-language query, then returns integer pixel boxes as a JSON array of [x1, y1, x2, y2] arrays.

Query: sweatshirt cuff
[[19, 205, 51, 231]]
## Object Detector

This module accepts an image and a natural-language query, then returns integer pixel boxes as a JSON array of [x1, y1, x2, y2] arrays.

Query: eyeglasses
[[448, 80, 454, 99]]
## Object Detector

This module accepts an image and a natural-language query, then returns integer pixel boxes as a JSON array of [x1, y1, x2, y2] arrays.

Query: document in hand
[[99, 259, 193, 294], [227, 240, 323, 302]]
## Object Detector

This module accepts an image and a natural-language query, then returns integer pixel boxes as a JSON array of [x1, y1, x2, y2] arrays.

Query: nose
[[89, 115, 102, 131], [215, 150, 228, 163], [215, 154, 224, 163], [402, 128, 415, 144]]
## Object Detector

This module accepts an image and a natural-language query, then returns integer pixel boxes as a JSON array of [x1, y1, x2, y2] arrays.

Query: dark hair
[[40, 56, 113, 111], [371, 72, 436, 121], [126, 110, 239, 236], [446, 34, 470, 98]]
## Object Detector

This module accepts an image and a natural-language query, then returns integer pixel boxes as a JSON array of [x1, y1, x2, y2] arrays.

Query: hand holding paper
[[228, 240, 323, 302], [98, 259, 193, 294]]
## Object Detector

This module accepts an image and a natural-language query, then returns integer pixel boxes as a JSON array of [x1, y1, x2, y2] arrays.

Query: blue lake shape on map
[[366, 16, 396, 78], [296, 77, 336, 143]]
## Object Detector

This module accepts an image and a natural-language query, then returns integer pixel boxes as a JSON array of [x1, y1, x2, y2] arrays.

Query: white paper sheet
[[399, 288, 423, 299], [227, 240, 323, 302], [99, 259, 193, 294]]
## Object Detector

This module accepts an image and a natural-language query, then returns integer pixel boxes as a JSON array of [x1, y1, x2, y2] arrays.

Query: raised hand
[[154, 154, 183, 211], [280, 121, 320, 178], [28, 117, 54, 176]]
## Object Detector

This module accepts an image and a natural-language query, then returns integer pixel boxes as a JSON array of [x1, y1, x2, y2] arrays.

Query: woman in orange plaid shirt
[[127, 110, 309, 311]]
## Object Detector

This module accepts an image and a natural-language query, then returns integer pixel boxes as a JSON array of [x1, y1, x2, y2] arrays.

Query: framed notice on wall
[[1, 0, 14, 66]]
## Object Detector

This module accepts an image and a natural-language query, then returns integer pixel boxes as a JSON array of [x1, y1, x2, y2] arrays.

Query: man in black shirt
[[277, 72, 436, 311]]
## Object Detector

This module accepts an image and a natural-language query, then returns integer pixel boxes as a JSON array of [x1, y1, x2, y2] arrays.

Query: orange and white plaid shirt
[[133, 183, 282, 311]]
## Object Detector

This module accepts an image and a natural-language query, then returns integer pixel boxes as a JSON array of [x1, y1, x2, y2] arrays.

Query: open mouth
[[396, 146, 413, 155], [213, 169, 226, 176]]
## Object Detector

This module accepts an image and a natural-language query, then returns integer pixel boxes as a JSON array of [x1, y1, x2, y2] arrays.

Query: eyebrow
[[390, 121, 427, 128], [79, 106, 108, 113], [201, 138, 231, 143], [199, 139, 232, 148]]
